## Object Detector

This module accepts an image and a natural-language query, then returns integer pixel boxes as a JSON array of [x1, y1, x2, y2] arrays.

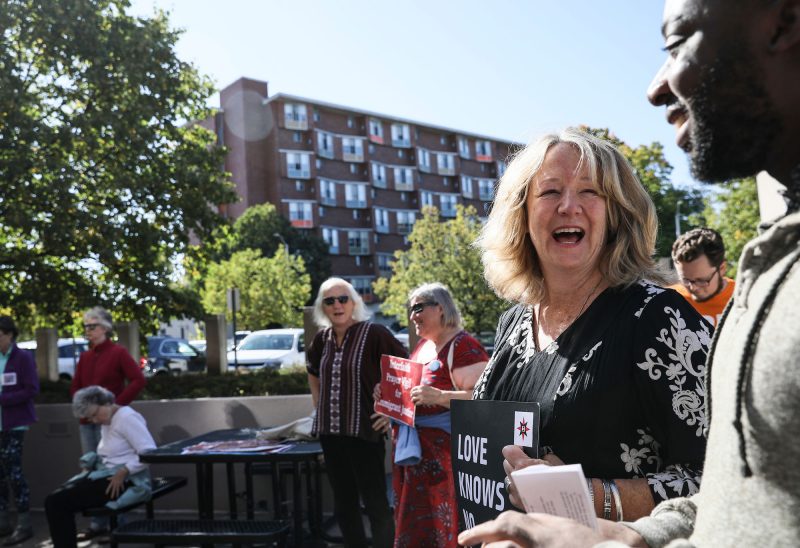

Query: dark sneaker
[[0, 527, 11, 538], [2, 527, 32, 546]]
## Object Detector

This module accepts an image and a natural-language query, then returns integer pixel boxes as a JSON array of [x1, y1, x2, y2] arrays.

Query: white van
[[17, 338, 89, 380]]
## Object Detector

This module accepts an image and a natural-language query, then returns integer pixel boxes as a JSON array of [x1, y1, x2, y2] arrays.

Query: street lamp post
[[273, 232, 289, 255]]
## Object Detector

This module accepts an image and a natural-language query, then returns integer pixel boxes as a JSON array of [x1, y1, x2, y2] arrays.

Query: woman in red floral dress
[[391, 283, 489, 547]]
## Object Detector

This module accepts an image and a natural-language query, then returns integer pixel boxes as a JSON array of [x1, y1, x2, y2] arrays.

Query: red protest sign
[[375, 354, 423, 427]]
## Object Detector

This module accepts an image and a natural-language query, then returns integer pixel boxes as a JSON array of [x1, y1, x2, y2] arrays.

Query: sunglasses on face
[[83, 323, 100, 331], [409, 301, 438, 315], [323, 295, 350, 306]]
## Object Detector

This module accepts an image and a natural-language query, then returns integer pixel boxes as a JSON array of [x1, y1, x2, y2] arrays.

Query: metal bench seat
[[111, 518, 291, 544], [83, 476, 189, 520]]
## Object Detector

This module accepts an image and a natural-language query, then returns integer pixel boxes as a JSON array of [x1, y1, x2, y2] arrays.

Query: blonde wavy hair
[[477, 127, 664, 305]]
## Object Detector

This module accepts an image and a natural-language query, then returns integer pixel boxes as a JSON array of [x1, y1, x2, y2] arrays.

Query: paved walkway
[[16, 509, 348, 547]]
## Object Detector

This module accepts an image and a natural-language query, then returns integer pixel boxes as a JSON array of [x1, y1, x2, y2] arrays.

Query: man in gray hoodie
[[458, 0, 800, 546]]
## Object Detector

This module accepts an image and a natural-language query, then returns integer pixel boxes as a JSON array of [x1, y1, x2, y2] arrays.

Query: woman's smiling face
[[526, 143, 607, 279]]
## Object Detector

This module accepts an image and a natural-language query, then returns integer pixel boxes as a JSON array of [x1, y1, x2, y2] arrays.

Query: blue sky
[[129, 0, 692, 187]]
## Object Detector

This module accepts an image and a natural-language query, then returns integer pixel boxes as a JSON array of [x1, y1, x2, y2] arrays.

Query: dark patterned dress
[[393, 331, 489, 547], [473, 282, 710, 504]]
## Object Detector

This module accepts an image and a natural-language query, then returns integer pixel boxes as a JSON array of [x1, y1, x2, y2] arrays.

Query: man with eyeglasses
[[670, 227, 734, 327]]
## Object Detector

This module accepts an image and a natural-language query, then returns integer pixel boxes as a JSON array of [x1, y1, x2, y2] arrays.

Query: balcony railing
[[348, 244, 370, 255], [397, 223, 414, 235], [395, 180, 414, 192], [288, 167, 311, 179], [317, 147, 334, 160], [343, 151, 365, 163], [375, 224, 390, 234], [285, 115, 308, 131], [441, 207, 457, 218], [320, 195, 337, 206], [392, 137, 411, 148], [438, 165, 456, 176], [345, 199, 367, 209]]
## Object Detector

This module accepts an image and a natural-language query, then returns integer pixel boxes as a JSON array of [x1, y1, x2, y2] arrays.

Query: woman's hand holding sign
[[502, 445, 565, 509], [410, 384, 443, 407]]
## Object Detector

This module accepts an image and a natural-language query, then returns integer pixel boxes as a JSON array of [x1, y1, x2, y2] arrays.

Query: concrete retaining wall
[[27, 395, 315, 513]]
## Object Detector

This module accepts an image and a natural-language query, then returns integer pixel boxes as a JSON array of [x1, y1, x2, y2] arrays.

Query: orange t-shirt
[[669, 277, 735, 327]]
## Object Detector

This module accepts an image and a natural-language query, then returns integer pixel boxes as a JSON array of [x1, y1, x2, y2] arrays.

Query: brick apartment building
[[202, 77, 516, 304]]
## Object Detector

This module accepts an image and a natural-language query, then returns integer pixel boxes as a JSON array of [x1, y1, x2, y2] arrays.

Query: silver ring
[[504, 476, 512, 491]]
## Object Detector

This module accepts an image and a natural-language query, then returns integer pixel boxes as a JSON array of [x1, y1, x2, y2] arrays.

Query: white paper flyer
[[510, 463, 598, 530]]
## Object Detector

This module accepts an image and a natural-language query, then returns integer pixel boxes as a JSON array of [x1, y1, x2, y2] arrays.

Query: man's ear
[[769, 0, 800, 52], [719, 261, 728, 278]]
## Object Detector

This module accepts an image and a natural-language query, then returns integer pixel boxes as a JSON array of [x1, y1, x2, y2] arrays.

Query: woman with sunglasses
[[306, 277, 407, 548], [69, 307, 146, 541], [389, 282, 489, 547]]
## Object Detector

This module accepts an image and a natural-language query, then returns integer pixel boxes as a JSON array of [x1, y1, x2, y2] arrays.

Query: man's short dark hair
[[672, 227, 726, 267]]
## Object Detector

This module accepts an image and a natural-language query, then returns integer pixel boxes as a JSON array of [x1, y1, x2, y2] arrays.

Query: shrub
[[37, 368, 309, 404]]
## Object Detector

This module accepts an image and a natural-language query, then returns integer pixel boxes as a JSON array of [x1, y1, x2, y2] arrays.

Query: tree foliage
[[0, 0, 236, 331], [373, 206, 507, 334], [584, 127, 706, 256], [224, 204, 330, 297], [699, 177, 760, 277], [201, 247, 311, 330]]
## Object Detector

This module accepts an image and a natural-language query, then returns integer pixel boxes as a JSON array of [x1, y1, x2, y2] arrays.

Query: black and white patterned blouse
[[473, 281, 711, 502]]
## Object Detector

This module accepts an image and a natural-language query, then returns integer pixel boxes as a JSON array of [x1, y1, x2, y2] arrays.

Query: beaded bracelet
[[601, 479, 612, 520], [610, 480, 624, 522]]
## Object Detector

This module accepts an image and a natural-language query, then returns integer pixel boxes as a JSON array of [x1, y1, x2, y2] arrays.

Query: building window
[[461, 176, 474, 198], [347, 231, 370, 255], [440, 135, 447, 145], [497, 160, 507, 177], [320, 179, 337, 205], [318, 206, 325, 217], [295, 181, 305, 191], [368, 118, 384, 144], [397, 149, 404, 158], [437, 153, 455, 175], [476, 139, 493, 161], [317, 131, 334, 159], [397, 211, 416, 235], [286, 152, 311, 179], [440, 194, 458, 217], [375, 208, 390, 234], [313, 108, 320, 122], [418, 148, 431, 173], [394, 167, 415, 191], [293, 132, 303, 143], [322, 228, 339, 254], [421, 191, 434, 208], [316, 158, 323, 170], [377, 254, 393, 277], [284, 103, 308, 130], [478, 179, 495, 201], [345, 184, 367, 208], [400, 192, 407, 201], [288, 201, 313, 228], [347, 116, 354, 129], [391, 123, 411, 147], [342, 137, 365, 162], [372, 163, 387, 188], [368, 144, 375, 154], [458, 136, 471, 159], [350, 278, 374, 301]]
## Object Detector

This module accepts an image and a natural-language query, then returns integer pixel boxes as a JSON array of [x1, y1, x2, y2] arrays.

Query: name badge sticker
[[2, 373, 17, 386]]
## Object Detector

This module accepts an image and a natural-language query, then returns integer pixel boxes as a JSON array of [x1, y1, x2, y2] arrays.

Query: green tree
[[584, 127, 706, 256], [0, 0, 236, 330], [201, 248, 311, 329], [373, 206, 507, 334], [230, 204, 331, 296], [700, 177, 760, 276]]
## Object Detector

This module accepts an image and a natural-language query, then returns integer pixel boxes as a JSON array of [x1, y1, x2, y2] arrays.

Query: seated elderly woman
[[45, 386, 155, 548], [472, 128, 710, 522]]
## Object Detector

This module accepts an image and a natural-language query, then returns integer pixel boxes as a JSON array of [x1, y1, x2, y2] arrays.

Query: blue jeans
[[78, 423, 108, 532]]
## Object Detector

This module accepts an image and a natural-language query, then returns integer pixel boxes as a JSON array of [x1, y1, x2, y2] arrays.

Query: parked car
[[226, 330, 252, 351], [146, 336, 205, 375], [227, 329, 305, 370], [17, 338, 89, 380], [189, 339, 207, 353], [393, 327, 410, 350]]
